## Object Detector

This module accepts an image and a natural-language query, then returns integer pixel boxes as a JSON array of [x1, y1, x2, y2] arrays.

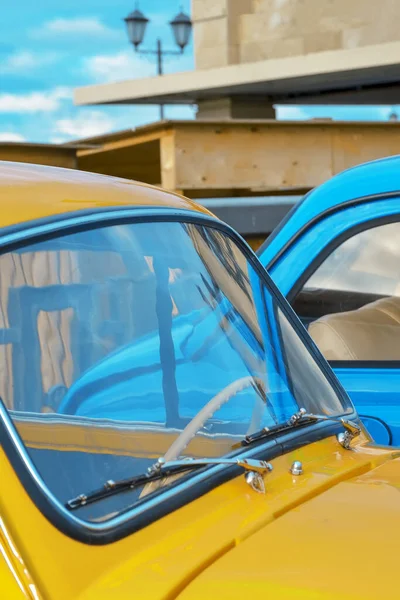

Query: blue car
[[38, 155, 400, 449], [258, 155, 400, 445]]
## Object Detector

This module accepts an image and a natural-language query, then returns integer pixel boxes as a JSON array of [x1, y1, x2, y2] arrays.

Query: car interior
[[291, 220, 400, 363], [293, 289, 400, 361]]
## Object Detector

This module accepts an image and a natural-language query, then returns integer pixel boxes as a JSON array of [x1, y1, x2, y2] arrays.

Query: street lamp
[[124, 6, 192, 120]]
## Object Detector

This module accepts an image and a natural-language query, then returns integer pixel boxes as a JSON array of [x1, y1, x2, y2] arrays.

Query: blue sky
[[0, 0, 397, 143]]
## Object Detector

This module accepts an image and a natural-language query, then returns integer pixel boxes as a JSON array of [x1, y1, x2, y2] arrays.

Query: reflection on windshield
[[1, 220, 348, 520]]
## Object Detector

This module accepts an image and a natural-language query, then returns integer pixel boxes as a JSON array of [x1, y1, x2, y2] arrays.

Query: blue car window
[[293, 220, 400, 362], [305, 221, 400, 298]]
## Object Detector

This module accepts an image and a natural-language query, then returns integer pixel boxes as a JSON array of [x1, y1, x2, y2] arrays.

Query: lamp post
[[124, 6, 192, 120]]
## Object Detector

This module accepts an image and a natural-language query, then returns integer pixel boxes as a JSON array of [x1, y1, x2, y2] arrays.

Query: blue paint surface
[[259, 155, 400, 445]]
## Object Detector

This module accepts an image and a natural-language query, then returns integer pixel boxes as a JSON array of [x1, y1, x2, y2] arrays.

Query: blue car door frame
[[265, 195, 400, 445]]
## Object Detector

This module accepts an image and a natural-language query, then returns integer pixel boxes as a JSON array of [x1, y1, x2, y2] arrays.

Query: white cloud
[[0, 87, 71, 113], [33, 18, 120, 40], [83, 51, 154, 83], [83, 49, 194, 83], [49, 136, 68, 144], [0, 132, 25, 142], [276, 106, 310, 120], [54, 110, 115, 139], [0, 51, 58, 73], [277, 104, 393, 121]]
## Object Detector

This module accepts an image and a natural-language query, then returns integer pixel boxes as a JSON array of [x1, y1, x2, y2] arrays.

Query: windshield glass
[[1, 219, 349, 521]]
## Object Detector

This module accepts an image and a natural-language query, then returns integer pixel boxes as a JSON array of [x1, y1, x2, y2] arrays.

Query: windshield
[[1, 218, 349, 521]]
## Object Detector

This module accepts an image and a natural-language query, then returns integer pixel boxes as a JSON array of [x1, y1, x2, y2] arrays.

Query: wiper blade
[[66, 411, 361, 511], [66, 456, 273, 511], [238, 408, 313, 447], [239, 408, 361, 448]]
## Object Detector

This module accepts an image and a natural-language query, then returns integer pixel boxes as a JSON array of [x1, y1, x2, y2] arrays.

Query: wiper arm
[[66, 456, 273, 511], [239, 407, 361, 449], [66, 411, 361, 511]]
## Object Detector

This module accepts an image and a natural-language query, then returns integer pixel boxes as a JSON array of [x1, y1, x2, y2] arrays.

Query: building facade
[[194, 0, 400, 69]]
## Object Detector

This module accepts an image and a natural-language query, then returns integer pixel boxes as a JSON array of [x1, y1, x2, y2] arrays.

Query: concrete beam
[[74, 41, 400, 108]]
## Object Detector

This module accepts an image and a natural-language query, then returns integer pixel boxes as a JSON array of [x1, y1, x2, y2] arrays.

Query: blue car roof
[[258, 154, 400, 267]]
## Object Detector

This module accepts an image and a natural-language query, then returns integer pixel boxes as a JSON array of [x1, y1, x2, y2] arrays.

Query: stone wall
[[193, 0, 252, 69], [193, 0, 400, 69]]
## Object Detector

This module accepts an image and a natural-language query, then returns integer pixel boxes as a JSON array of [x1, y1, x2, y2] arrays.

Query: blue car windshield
[[2, 219, 349, 519]]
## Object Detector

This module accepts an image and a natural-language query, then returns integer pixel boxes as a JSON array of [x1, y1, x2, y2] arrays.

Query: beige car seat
[[308, 296, 400, 361]]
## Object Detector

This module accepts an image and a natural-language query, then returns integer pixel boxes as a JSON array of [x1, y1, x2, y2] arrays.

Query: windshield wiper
[[239, 407, 361, 449], [66, 456, 273, 511], [66, 410, 361, 511]]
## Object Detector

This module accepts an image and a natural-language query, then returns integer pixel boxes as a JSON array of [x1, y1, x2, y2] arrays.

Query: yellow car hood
[[178, 458, 400, 600], [39, 437, 396, 600]]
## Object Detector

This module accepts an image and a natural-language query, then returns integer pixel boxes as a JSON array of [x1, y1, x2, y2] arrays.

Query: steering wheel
[[140, 376, 269, 498]]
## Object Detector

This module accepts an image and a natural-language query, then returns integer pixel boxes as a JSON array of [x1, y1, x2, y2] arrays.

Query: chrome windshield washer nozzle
[[245, 471, 266, 494], [290, 460, 303, 476]]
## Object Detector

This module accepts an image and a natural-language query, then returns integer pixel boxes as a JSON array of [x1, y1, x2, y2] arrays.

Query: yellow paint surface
[[0, 161, 211, 229], [1, 432, 399, 600], [1, 162, 398, 599]]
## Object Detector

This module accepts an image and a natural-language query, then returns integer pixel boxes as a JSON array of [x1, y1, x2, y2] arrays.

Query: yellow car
[[1, 161, 399, 600]]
